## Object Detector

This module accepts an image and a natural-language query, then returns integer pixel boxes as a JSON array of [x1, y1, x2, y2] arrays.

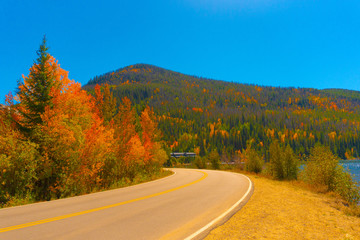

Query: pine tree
[[17, 36, 57, 133]]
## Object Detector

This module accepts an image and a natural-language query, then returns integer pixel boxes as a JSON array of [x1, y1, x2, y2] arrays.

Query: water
[[340, 160, 360, 186]]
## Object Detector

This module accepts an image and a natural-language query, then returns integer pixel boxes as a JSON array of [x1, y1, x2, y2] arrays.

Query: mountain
[[84, 64, 360, 160]]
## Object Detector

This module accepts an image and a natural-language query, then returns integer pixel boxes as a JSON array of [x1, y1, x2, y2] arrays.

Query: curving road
[[0, 169, 253, 240]]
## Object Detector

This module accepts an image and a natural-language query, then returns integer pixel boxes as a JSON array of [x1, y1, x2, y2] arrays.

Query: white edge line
[[184, 173, 253, 240]]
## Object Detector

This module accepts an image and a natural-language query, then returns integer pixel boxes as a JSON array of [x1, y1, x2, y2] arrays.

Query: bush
[[334, 166, 360, 205], [194, 156, 207, 169], [245, 149, 263, 173], [302, 146, 339, 191], [0, 137, 39, 205], [302, 146, 360, 204]]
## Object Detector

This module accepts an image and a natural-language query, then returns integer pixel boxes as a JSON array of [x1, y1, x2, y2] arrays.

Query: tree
[[112, 97, 137, 180], [245, 148, 263, 174], [94, 84, 117, 124], [208, 149, 220, 169], [140, 106, 167, 171], [16, 36, 59, 134], [1, 40, 168, 205], [35, 60, 115, 198], [268, 141, 284, 179], [283, 145, 299, 180], [268, 141, 299, 180]]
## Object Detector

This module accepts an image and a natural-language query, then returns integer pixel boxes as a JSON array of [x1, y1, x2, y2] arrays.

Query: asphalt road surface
[[0, 169, 253, 240]]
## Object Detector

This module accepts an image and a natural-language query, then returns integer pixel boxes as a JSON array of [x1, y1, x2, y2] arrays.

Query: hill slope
[[84, 64, 360, 160]]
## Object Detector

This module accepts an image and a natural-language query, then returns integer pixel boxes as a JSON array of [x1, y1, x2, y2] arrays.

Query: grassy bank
[[206, 173, 360, 240], [1, 169, 173, 208]]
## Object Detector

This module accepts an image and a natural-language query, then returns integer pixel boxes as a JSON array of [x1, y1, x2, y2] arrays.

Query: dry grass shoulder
[[206, 174, 360, 240]]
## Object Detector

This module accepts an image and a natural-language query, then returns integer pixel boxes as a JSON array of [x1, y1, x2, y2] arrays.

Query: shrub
[[0, 135, 39, 205], [194, 156, 207, 169], [302, 146, 360, 204], [334, 166, 360, 205], [233, 152, 244, 170], [245, 149, 263, 173], [302, 146, 339, 191]]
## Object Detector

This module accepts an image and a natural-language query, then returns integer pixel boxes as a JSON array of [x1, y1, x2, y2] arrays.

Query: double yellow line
[[0, 170, 208, 233]]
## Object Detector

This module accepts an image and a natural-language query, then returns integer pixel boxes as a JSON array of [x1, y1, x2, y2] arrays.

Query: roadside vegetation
[[185, 140, 360, 216], [0, 38, 168, 208], [168, 145, 360, 238], [245, 143, 359, 208], [205, 173, 360, 240], [190, 142, 360, 239]]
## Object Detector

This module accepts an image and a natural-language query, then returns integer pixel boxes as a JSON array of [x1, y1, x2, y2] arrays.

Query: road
[[0, 169, 253, 240]]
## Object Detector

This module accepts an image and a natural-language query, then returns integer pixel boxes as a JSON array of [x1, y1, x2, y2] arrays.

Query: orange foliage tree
[[140, 107, 167, 170], [94, 84, 117, 125], [1, 38, 167, 205], [38, 74, 115, 197]]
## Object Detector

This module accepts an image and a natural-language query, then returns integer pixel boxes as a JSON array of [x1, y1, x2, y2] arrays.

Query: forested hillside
[[84, 64, 360, 161]]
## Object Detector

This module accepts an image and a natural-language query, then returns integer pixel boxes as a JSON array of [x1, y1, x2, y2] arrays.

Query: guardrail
[[170, 152, 196, 158]]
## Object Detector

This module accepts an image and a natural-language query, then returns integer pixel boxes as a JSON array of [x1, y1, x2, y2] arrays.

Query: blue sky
[[1, 0, 360, 102]]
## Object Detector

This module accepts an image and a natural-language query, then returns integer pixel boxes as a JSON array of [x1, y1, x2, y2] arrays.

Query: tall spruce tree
[[17, 36, 56, 133]]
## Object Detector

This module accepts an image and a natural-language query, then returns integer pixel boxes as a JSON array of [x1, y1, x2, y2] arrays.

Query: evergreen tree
[[283, 145, 299, 180], [245, 148, 263, 173], [17, 36, 57, 133], [208, 149, 220, 169], [269, 141, 284, 180]]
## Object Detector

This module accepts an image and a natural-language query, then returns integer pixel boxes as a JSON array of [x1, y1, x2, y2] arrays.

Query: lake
[[340, 160, 360, 186]]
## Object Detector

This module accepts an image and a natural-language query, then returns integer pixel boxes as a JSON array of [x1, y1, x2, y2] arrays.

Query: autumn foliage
[[0, 39, 167, 205]]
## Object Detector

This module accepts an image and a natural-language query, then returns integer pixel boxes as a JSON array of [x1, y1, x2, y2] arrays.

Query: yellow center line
[[0, 170, 208, 233]]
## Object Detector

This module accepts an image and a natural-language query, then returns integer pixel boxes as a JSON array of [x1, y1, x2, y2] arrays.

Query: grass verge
[[1, 169, 173, 208], [205, 173, 360, 240]]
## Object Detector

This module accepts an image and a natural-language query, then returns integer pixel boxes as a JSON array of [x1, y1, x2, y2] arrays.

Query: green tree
[[17, 36, 58, 133], [283, 145, 299, 180], [208, 149, 220, 169], [268, 141, 299, 180], [245, 148, 263, 173], [268, 141, 284, 179]]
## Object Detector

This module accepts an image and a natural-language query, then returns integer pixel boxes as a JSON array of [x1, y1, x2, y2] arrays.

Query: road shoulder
[[205, 174, 360, 240]]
